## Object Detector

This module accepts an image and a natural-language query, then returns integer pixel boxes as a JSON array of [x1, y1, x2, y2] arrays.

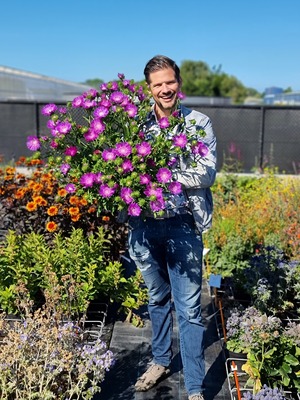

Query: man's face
[[148, 67, 181, 118]]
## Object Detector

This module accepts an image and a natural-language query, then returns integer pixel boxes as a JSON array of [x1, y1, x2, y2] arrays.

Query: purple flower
[[118, 73, 125, 80], [65, 146, 78, 156], [42, 103, 57, 116], [84, 129, 99, 142], [121, 160, 134, 172], [90, 118, 106, 133], [116, 142, 132, 157], [110, 91, 125, 104], [94, 172, 103, 184], [126, 103, 138, 117], [57, 121, 72, 135], [47, 120, 56, 129], [192, 141, 209, 156], [102, 149, 117, 161], [93, 106, 109, 119], [80, 173, 95, 188], [144, 184, 163, 199], [50, 140, 58, 148], [60, 163, 70, 175], [110, 81, 118, 90], [168, 181, 182, 195], [139, 174, 152, 185], [158, 117, 170, 129], [65, 183, 76, 193], [72, 96, 84, 108], [99, 184, 115, 198], [120, 187, 134, 204], [128, 203, 142, 216], [100, 83, 108, 91], [59, 107, 67, 114], [156, 168, 172, 183], [26, 136, 40, 151], [100, 97, 111, 108], [83, 99, 96, 109], [150, 198, 165, 212], [177, 91, 186, 100], [168, 157, 178, 168], [173, 133, 187, 148], [136, 142, 152, 156]]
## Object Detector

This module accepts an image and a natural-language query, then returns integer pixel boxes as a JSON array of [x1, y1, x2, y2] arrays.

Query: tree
[[81, 78, 104, 89]]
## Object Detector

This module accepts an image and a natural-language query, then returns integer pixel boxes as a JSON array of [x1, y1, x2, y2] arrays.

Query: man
[[128, 55, 217, 400]]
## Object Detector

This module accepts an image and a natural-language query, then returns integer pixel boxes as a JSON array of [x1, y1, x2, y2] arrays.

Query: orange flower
[[33, 195, 45, 205], [71, 214, 81, 222], [102, 215, 110, 222], [69, 196, 80, 205], [5, 167, 16, 175], [46, 221, 58, 232], [33, 183, 43, 192], [79, 198, 88, 206], [47, 206, 59, 216], [39, 198, 48, 206], [58, 188, 67, 197], [68, 206, 80, 216], [26, 201, 37, 212], [88, 206, 97, 213]]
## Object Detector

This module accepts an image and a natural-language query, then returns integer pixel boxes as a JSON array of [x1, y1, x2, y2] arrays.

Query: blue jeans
[[128, 213, 205, 395]]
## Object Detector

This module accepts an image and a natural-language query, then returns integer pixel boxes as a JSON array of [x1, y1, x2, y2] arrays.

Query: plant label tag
[[209, 274, 222, 288]]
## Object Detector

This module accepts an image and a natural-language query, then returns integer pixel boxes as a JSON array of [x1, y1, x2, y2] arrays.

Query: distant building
[[263, 86, 300, 105], [0, 65, 92, 102], [181, 96, 231, 106]]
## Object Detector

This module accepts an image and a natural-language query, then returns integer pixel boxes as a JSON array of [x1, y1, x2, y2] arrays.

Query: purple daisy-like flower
[[192, 141, 209, 157], [91, 118, 106, 133], [47, 120, 56, 129], [144, 184, 163, 199], [116, 142, 132, 157], [126, 103, 138, 118], [173, 133, 187, 148], [50, 140, 58, 149], [57, 121, 72, 135], [121, 159, 134, 173], [59, 107, 67, 114], [168, 157, 178, 168], [99, 97, 111, 108], [128, 203, 142, 216], [80, 173, 95, 188], [100, 83, 108, 91], [136, 142, 152, 156], [120, 187, 134, 204], [110, 91, 125, 104], [139, 174, 152, 185], [158, 117, 170, 129], [65, 183, 76, 193], [156, 168, 172, 183], [177, 91, 186, 100], [83, 99, 96, 109], [111, 81, 118, 90], [65, 146, 78, 156], [72, 96, 84, 108], [42, 103, 57, 116], [123, 79, 130, 87], [84, 129, 99, 142], [26, 136, 41, 151], [99, 184, 115, 198], [93, 106, 109, 119], [93, 172, 103, 184], [150, 198, 166, 212], [168, 181, 182, 195], [102, 149, 117, 161], [60, 163, 70, 175]]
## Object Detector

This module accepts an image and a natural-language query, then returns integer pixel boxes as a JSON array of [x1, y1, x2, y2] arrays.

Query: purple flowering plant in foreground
[[27, 74, 208, 217]]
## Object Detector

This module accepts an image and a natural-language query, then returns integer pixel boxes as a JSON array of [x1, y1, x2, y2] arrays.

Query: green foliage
[[0, 228, 147, 320], [81, 78, 104, 88], [205, 173, 300, 278], [180, 60, 260, 103]]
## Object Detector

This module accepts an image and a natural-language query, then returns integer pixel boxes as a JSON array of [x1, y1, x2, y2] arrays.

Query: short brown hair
[[144, 55, 181, 84]]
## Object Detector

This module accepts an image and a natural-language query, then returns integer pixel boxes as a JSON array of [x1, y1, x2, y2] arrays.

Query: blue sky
[[1, 0, 299, 93]]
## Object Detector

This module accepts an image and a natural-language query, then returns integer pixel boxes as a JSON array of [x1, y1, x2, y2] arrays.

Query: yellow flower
[[26, 201, 37, 212], [47, 206, 59, 216]]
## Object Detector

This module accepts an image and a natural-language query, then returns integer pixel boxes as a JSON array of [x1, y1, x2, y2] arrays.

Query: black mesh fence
[[0, 101, 299, 174]]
